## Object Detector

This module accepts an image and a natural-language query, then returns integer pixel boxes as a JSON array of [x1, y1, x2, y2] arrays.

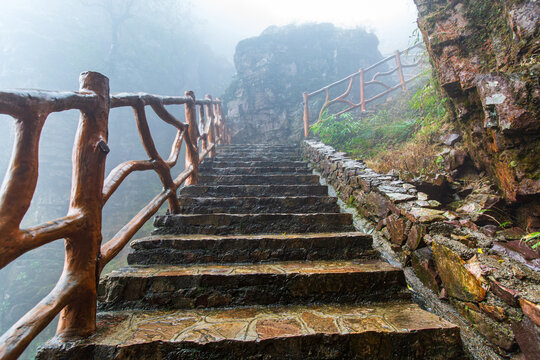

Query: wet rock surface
[[38, 144, 463, 359], [178, 196, 340, 214], [153, 212, 355, 235], [128, 232, 375, 265], [180, 184, 329, 197], [98, 260, 408, 310], [37, 303, 462, 360], [413, 0, 540, 229], [303, 139, 540, 358]]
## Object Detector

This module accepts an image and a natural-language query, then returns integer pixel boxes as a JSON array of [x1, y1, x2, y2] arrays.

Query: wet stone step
[[153, 213, 354, 235], [128, 232, 375, 265], [37, 303, 463, 360], [218, 144, 299, 149], [217, 147, 299, 152], [198, 174, 320, 185], [177, 196, 340, 214], [199, 160, 309, 169], [214, 153, 300, 160], [216, 148, 299, 154], [212, 155, 300, 162], [214, 153, 300, 159], [199, 166, 312, 175], [98, 260, 409, 311], [179, 184, 328, 197]]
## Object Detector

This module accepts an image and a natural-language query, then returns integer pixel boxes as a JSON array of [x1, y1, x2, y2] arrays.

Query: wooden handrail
[[0, 71, 229, 360], [302, 43, 425, 136]]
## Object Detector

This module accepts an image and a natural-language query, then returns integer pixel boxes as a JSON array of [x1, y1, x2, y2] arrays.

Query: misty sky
[[194, 0, 419, 59]]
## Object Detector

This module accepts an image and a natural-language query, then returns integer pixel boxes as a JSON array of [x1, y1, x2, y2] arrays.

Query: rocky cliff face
[[223, 24, 383, 144], [413, 0, 539, 230]]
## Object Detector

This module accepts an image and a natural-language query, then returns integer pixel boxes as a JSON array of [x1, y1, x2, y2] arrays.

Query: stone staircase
[[38, 144, 463, 359]]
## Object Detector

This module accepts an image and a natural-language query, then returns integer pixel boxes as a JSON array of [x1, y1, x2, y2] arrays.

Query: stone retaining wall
[[302, 140, 539, 359]]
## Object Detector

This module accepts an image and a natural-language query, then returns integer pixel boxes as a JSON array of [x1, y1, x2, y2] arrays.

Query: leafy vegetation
[[310, 68, 451, 179], [522, 232, 540, 250]]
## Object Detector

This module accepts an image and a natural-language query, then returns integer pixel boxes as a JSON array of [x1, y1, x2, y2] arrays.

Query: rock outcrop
[[413, 0, 540, 230], [303, 139, 540, 359], [223, 23, 383, 144]]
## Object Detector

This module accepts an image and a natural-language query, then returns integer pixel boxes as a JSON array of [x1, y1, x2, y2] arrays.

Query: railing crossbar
[[0, 71, 229, 360], [302, 44, 425, 136]]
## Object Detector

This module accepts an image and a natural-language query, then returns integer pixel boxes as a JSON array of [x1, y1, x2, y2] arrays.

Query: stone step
[[179, 184, 327, 197], [37, 303, 463, 359], [212, 155, 300, 162], [128, 232, 375, 265], [218, 144, 299, 149], [217, 145, 299, 150], [177, 196, 340, 214], [153, 213, 354, 235], [199, 166, 312, 175], [200, 160, 309, 168], [198, 174, 320, 185], [216, 148, 299, 154], [98, 260, 409, 311], [213, 152, 298, 158]]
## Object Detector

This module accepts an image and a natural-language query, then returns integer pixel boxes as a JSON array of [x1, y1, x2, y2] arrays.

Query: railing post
[[199, 103, 207, 152], [359, 69, 366, 111], [395, 50, 406, 91], [56, 71, 110, 339], [184, 91, 199, 185], [303, 92, 309, 137], [216, 100, 230, 145], [215, 98, 225, 144], [213, 103, 222, 144], [205, 94, 216, 157]]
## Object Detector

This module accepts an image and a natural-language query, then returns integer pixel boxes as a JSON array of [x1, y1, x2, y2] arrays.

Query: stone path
[[38, 144, 463, 359]]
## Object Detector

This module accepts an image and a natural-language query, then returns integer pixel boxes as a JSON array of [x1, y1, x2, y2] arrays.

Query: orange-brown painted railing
[[302, 43, 425, 137], [0, 71, 230, 360]]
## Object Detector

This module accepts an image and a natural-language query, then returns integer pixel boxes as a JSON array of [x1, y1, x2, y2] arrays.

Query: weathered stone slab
[[153, 213, 355, 235], [98, 260, 407, 310], [385, 214, 410, 246], [453, 299, 516, 350], [200, 160, 308, 169], [520, 298, 540, 326], [180, 184, 328, 197], [512, 316, 540, 360], [200, 166, 312, 175], [432, 242, 487, 302], [128, 232, 375, 265], [37, 303, 463, 360], [404, 207, 446, 223], [406, 224, 426, 250], [384, 192, 416, 202], [178, 196, 340, 214], [489, 280, 520, 307], [198, 174, 320, 185], [411, 247, 440, 293], [492, 241, 540, 272]]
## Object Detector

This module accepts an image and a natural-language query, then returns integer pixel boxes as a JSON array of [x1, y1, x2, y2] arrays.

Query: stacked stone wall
[[302, 139, 539, 358]]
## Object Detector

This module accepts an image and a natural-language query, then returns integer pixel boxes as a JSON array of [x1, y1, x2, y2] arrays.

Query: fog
[[0, 0, 418, 358], [194, 0, 418, 59]]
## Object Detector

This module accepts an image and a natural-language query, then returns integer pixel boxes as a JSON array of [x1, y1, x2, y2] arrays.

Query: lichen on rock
[[413, 0, 540, 230]]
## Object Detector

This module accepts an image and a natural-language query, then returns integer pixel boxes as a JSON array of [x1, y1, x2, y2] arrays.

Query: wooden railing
[[0, 71, 229, 360], [302, 43, 425, 137]]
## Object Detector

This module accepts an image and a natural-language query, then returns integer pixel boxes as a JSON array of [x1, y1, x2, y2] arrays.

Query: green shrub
[[310, 68, 448, 164]]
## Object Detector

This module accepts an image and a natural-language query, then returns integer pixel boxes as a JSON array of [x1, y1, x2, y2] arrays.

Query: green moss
[[462, 0, 516, 71]]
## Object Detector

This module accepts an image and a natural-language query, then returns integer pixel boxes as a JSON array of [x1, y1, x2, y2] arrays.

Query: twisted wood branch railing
[[302, 43, 425, 137], [0, 71, 230, 360]]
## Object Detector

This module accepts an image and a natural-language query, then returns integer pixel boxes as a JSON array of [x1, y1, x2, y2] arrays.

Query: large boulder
[[223, 23, 383, 144], [413, 0, 540, 229]]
